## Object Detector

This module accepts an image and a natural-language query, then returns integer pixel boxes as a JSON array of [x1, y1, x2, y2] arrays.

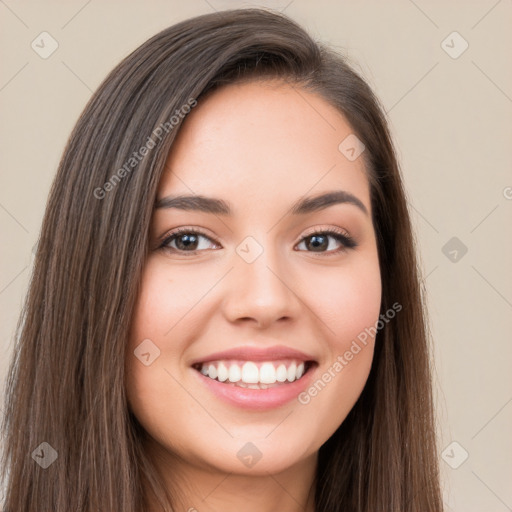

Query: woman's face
[[125, 80, 382, 477]]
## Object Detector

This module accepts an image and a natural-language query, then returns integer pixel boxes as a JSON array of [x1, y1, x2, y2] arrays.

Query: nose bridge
[[222, 234, 299, 325]]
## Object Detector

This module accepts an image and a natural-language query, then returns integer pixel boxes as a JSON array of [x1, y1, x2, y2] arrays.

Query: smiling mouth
[[191, 359, 316, 389]]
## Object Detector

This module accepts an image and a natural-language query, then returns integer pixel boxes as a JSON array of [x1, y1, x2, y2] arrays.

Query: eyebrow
[[154, 190, 368, 216]]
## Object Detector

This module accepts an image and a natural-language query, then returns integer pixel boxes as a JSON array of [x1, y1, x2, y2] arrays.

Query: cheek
[[123, 249, 383, 471], [128, 258, 216, 352], [125, 262, 189, 412], [295, 256, 381, 432], [307, 255, 382, 348]]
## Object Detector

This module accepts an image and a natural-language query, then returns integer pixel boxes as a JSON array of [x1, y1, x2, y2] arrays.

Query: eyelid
[[158, 224, 357, 253], [297, 224, 352, 243], [158, 226, 219, 250], [294, 225, 357, 252]]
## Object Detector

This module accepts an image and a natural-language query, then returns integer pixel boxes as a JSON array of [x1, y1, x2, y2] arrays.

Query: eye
[[160, 228, 219, 253], [158, 227, 357, 255], [295, 228, 357, 254]]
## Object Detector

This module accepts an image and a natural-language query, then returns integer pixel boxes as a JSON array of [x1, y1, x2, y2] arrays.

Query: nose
[[221, 243, 301, 329]]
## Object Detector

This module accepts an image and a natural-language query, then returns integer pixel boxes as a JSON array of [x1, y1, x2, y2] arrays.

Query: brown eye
[[161, 229, 218, 253], [173, 232, 200, 251], [296, 230, 357, 253], [304, 234, 329, 251]]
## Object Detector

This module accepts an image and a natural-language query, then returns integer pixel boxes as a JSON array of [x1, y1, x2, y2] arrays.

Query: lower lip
[[192, 363, 317, 410]]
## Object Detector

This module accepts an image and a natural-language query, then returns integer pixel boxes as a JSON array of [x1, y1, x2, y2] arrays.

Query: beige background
[[1, 1, 511, 510]]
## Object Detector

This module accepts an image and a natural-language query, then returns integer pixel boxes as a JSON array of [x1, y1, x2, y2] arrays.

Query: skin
[[125, 80, 382, 512]]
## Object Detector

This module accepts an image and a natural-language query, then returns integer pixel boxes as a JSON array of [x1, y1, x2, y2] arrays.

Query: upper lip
[[190, 345, 317, 366]]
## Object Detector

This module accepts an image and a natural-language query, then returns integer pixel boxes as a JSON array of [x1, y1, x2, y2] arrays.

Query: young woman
[[1, 8, 443, 512]]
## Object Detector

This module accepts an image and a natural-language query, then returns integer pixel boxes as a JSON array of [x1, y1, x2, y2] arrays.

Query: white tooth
[[259, 362, 277, 384], [241, 362, 259, 384], [202, 360, 304, 384], [217, 362, 229, 382], [228, 364, 242, 382], [276, 364, 287, 382], [208, 364, 217, 380], [287, 362, 297, 382], [296, 362, 305, 379], [235, 381, 259, 389]]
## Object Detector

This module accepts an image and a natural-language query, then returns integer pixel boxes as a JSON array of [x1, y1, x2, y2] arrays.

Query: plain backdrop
[[1, 1, 511, 510]]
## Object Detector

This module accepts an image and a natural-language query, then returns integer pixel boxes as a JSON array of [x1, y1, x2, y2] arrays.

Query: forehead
[[159, 80, 370, 214]]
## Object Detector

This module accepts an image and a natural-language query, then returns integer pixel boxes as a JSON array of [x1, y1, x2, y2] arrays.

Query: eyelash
[[158, 226, 357, 255]]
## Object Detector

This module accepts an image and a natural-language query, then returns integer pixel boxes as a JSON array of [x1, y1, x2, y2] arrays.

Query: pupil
[[177, 234, 198, 250], [308, 235, 327, 251]]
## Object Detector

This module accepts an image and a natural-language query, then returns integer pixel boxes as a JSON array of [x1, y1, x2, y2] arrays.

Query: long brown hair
[[1, 8, 443, 511]]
